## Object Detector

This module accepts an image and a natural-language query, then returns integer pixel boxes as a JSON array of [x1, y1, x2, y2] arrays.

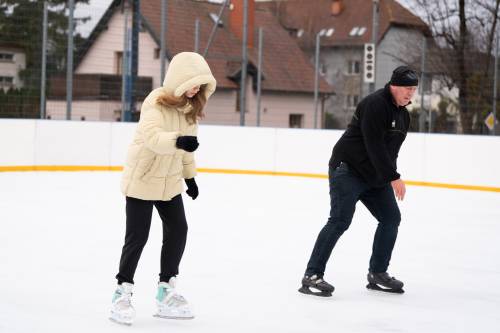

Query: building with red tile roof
[[258, 0, 429, 128], [47, 0, 334, 128]]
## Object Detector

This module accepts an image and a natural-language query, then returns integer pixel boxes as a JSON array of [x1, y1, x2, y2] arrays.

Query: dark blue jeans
[[305, 162, 401, 276]]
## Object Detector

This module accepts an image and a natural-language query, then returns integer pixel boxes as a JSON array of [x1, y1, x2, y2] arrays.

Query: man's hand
[[391, 178, 406, 201]]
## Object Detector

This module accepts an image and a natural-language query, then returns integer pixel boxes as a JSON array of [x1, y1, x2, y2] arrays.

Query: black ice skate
[[366, 272, 404, 294], [298, 274, 335, 297]]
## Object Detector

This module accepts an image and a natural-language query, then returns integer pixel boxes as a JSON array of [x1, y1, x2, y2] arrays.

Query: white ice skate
[[154, 277, 194, 320], [109, 282, 136, 325]]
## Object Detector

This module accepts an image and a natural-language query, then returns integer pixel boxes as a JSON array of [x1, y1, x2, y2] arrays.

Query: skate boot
[[366, 272, 404, 294], [109, 282, 136, 325], [298, 274, 335, 297], [154, 277, 194, 320]]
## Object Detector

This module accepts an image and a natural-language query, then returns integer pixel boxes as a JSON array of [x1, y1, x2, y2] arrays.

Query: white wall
[[46, 101, 142, 122], [76, 8, 162, 88], [0, 47, 26, 89], [0, 119, 35, 166], [203, 85, 316, 129], [1, 119, 499, 188]]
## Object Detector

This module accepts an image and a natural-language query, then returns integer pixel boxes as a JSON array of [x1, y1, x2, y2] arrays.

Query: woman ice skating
[[110, 52, 216, 325]]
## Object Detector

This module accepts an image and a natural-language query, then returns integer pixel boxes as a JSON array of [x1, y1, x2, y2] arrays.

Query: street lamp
[[314, 28, 334, 129]]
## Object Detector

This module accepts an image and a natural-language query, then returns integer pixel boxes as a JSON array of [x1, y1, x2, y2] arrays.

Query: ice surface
[[0, 172, 499, 333]]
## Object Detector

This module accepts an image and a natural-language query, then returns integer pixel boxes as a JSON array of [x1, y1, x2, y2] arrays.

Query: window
[[235, 90, 240, 112], [115, 51, 123, 75], [0, 53, 14, 61], [287, 28, 304, 38], [349, 27, 359, 36], [347, 60, 360, 75], [0, 76, 14, 86], [319, 63, 327, 76], [114, 109, 122, 122], [289, 114, 304, 128], [235, 90, 248, 113], [346, 95, 359, 108], [348, 26, 366, 37], [154, 48, 160, 59]]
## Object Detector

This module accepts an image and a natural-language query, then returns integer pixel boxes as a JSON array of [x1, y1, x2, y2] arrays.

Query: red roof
[[258, 0, 429, 48], [140, 0, 333, 94]]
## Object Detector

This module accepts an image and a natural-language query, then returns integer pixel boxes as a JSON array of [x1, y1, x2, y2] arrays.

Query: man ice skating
[[299, 66, 418, 297]]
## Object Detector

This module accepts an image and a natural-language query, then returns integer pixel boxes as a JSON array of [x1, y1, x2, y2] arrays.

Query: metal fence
[[0, 0, 498, 135]]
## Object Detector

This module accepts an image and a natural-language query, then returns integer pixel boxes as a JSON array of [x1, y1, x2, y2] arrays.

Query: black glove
[[185, 178, 198, 200], [176, 136, 199, 152]]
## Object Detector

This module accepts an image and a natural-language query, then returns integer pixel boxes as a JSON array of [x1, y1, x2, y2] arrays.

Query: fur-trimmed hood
[[162, 52, 217, 99]]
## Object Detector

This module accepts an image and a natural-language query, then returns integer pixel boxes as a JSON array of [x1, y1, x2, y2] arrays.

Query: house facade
[[0, 43, 26, 91], [260, 0, 430, 128], [47, 0, 333, 128]]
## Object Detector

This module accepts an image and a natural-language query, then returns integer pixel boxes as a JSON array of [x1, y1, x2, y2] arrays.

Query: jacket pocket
[[141, 156, 160, 181]]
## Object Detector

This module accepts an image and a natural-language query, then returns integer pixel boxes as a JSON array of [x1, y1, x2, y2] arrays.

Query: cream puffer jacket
[[121, 52, 216, 201]]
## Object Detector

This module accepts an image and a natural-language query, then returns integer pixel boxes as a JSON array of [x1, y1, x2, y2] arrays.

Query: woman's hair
[[156, 84, 208, 124]]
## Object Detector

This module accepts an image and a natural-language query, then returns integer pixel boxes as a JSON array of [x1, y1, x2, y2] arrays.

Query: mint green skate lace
[[157, 286, 187, 305]]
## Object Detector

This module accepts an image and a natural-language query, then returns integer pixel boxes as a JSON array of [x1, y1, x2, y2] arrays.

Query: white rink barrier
[[1, 119, 499, 191]]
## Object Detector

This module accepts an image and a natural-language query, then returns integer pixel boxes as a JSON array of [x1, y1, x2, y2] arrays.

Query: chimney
[[229, 0, 255, 48], [331, 0, 344, 16]]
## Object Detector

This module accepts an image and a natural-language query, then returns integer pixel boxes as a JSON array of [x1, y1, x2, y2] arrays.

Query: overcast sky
[[75, 0, 417, 37]]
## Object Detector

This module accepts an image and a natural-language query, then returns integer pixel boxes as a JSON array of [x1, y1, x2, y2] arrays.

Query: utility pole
[[240, 0, 248, 126], [256, 27, 263, 127], [314, 29, 333, 129], [129, 0, 140, 121], [203, 0, 228, 57], [419, 36, 427, 132], [369, 0, 379, 93], [121, 4, 130, 122], [66, 0, 75, 120], [195, 19, 200, 53], [40, 1, 48, 119], [160, 0, 167, 85], [493, 35, 499, 135]]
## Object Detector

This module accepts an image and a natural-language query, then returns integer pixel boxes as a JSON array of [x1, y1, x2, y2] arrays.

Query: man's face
[[391, 85, 418, 106]]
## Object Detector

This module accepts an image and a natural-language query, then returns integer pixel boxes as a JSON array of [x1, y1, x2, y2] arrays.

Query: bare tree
[[403, 0, 500, 134]]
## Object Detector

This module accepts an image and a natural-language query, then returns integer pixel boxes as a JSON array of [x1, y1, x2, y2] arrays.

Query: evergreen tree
[[0, 0, 89, 118]]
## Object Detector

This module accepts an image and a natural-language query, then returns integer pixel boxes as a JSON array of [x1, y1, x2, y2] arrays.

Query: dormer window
[[349, 26, 367, 37]]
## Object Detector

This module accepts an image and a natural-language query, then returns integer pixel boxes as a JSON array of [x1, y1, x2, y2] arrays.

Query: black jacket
[[329, 84, 410, 187]]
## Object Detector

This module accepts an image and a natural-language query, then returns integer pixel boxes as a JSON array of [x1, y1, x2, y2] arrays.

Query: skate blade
[[298, 286, 333, 297], [109, 316, 133, 326], [154, 313, 194, 320], [366, 283, 404, 294]]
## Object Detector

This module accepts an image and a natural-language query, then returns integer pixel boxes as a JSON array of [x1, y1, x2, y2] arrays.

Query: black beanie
[[390, 66, 419, 86]]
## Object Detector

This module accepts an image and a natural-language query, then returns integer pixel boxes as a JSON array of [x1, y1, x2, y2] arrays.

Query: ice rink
[[1, 171, 499, 333]]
